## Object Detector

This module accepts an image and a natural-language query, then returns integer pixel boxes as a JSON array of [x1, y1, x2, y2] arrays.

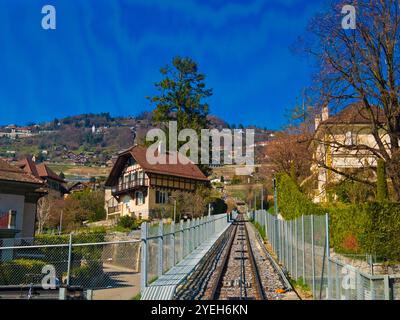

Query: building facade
[[104, 146, 209, 220], [311, 102, 388, 202], [0, 159, 45, 239]]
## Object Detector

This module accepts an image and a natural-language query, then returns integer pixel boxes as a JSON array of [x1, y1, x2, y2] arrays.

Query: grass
[[149, 276, 158, 284], [253, 221, 266, 239], [131, 293, 141, 300]]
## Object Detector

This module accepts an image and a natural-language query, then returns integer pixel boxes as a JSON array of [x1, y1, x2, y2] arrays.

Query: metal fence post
[[140, 222, 148, 293], [66, 233, 72, 286], [171, 221, 176, 266], [326, 213, 332, 300], [311, 215, 316, 299], [302, 215, 305, 282], [158, 221, 164, 277], [290, 220, 293, 276], [356, 270, 362, 300], [294, 219, 299, 280], [180, 220, 184, 261], [384, 275, 390, 300]]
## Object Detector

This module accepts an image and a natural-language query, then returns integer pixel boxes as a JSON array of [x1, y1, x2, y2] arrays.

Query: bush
[[328, 202, 400, 260], [276, 172, 324, 219], [0, 259, 47, 285], [276, 172, 400, 261], [118, 216, 138, 230], [377, 159, 388, 202]]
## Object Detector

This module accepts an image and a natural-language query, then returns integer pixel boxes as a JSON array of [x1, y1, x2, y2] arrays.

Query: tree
[[301, 0, 400, 200], [37, 196, 52, 234], [149, 56, 213, 134], [264, 131, 312, 181], [377, 159, 389, 201], [148, 56, 213, 174]]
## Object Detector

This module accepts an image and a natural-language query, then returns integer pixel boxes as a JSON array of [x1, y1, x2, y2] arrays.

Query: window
[[156, 190, 169, 204], [135, 191, 145, 205], [345, 131, 355, 146]]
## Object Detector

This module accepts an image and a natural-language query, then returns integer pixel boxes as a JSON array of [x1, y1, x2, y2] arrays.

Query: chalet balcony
[[112, 178, 149, 195], [107, 204, 122, 215]]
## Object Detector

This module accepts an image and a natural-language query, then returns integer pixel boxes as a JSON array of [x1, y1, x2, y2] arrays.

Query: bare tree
[[37, 196, 52, 234], [301, 0, 400, 200]]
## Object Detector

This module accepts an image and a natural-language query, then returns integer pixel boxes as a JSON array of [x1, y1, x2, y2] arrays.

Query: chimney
[[322, 105, 329, 122]]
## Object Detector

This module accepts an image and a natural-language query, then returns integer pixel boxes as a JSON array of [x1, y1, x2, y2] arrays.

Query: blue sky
[[0, 0, 326, 130]]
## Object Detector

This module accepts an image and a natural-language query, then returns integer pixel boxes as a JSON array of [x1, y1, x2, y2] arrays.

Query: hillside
[[0, 112, 275, 172]]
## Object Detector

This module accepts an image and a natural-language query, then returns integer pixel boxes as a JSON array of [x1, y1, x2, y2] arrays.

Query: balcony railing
[[108, 204, 122, 215], [112, 178, 149, 194]]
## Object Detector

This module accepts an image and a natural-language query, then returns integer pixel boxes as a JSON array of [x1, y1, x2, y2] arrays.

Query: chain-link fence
[[140, 213, 230, 292], [253, 210, 400, 300], [0, 233, 140, 292]]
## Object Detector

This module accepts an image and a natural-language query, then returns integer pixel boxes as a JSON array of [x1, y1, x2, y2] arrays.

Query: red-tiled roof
[[16, 157, 65, 183], [322, 102, 386, 125], [36, 163, 65, 183], [0, 159, 43, 184], [15, 157, 39, 177], [106, 145, 208, 186]]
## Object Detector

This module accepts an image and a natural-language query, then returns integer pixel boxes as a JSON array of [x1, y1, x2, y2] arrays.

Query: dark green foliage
[[150, 56, 212, 134], [118, 216, 138, 230], [276, 172, 400, 260], [148, 56, 213, 175], [377, 159, 388, 202], [0, 259, 47, 285], [211, 198, 228, 215], [276, 172, 324, 219], [69, 190, 106, 222], [359, 202, 400, 261]]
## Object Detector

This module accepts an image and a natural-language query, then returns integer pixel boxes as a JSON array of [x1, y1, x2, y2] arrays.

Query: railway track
[[175, 213, 298, 301], [210, 215, 266, 300]]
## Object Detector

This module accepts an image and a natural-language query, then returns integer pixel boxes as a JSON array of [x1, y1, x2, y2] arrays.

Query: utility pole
[[59, 210, 63, 235]]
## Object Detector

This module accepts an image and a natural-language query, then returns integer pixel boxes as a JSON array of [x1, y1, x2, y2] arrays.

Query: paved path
[[92, 264, 141, 300]]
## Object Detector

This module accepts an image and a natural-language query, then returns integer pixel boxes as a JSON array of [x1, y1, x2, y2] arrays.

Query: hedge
[[276, 172, 324, 219], [0, 259, 47, 285], [276, 173, 400, 260]]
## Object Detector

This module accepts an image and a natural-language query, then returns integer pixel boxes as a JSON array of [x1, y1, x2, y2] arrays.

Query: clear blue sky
[[0, 0, 326, 130]]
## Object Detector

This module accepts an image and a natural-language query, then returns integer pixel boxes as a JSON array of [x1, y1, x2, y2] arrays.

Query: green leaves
[[149, 56, 212, 134]]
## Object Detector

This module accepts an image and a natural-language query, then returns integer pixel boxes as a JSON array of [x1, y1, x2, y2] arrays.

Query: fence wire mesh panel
[[140, 213, 229, 291], [252, 209, 400, 300], [0, 233, 141, 292]]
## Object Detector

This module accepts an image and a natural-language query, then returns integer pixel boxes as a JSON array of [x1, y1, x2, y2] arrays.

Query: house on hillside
[[0, 159, 45, 239], [15, 157, 67, 196], [311, 102, 388, 203], [104, 145, 209, 220]]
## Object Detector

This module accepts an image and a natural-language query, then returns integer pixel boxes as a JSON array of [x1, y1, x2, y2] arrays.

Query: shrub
[[377, 159, 388, 202], [276, 172, 324, 219], [118, 216, 138, 230], [0, 259, 47, 285]]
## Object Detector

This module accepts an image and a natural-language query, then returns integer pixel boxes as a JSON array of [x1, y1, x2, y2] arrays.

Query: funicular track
[[175, 214, 298, 301], [208, 214, 266, 300]]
